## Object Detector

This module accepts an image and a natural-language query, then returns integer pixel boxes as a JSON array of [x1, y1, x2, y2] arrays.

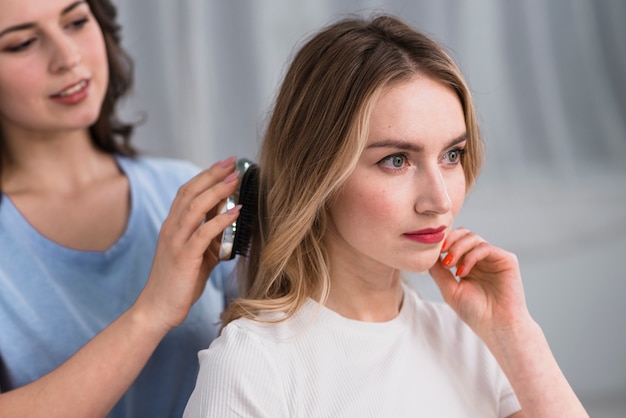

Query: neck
[[324, 233, 404, 322], [2, 128, 119, 195]]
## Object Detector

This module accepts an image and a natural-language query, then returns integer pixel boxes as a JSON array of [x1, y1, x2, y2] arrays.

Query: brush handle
[[218, 158, 255, 260]]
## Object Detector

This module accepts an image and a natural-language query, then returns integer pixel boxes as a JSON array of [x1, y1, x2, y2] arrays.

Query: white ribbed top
[[184, 283, 521, 417]]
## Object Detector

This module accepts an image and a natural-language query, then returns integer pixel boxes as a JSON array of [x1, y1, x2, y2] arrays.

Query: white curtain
[[115, 0, 626, 413], [117, 0, 626, 177]]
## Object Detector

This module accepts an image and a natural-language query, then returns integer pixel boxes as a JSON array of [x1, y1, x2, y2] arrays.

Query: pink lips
[[50, 79, 89, 105], [404, 226, 446, 244]]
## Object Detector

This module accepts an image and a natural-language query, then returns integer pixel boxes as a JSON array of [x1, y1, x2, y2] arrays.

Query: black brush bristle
[[231, 164, 259, 257]]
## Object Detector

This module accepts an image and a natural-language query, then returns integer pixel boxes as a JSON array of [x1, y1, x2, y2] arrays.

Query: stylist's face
[[0, 0, 108, 137], [327, 76, 467, 275]]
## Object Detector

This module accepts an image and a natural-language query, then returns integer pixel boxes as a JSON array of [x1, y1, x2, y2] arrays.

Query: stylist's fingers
[[166, 157, 239, 239], [187, 204, 240, 303], [175, 156, 235, 202], [141, 167, 242, 329], [187, 204, 241, 259]]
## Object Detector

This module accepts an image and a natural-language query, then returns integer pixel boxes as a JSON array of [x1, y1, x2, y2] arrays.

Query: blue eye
[[379, 153, 408, 170], [444, 148, 465, 165], [391, 155, 403, 167]]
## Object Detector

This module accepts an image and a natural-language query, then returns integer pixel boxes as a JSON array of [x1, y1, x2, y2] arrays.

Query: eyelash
[[378, 153, 410, 172], [377, 147, 466, 171], [4, 17, 90, 53], [67, 17, 90, 30], [6, 39, 36, 53], [443, 147, 466, 165]]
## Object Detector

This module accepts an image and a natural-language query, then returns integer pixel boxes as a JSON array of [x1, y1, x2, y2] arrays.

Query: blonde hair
[[221, 14, 484, 327]]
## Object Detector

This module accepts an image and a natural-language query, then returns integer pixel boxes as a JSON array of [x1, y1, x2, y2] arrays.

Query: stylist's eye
[[67, 17, 89, 30], [5, 38, 36, 52], [379, 153, 408, 170]]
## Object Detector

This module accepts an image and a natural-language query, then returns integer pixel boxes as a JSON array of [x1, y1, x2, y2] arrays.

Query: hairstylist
[[0, 0, 240, 416]]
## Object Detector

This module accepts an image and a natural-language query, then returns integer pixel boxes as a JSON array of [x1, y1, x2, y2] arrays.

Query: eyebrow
[[0, 1, 86, 39], [367, 133, 468, 153]]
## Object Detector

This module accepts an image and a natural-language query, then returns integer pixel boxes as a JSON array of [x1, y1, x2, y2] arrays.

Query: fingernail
[[441, 240, 447, 251], [226, 204, 242, 214], [456, 264, 465, 277], [218, 156, 236, 168], [442, 253, 453, 266], [223, 171, 239, 184]]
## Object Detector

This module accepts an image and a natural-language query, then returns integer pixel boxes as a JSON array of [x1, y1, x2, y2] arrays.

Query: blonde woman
[[185, 14, 588, 417]]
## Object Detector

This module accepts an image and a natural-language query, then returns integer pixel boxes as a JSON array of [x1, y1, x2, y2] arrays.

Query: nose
[[414, 165, 453, 215], [49, 35, 81, 73]]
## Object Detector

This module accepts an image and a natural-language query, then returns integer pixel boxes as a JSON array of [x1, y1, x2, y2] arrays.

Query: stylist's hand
[[429, 227, 532, 343], [134, 156, 241, 334]]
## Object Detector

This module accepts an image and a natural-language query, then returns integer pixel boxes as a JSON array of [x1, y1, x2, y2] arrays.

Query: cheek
[[448, 173, 466, 216], [83, 26, 109, 81], [332, 177, 398, 231], [0, 65, 42, 118]]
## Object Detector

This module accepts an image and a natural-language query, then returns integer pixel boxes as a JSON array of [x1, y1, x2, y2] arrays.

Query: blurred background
[[115, 1, 626, 416]]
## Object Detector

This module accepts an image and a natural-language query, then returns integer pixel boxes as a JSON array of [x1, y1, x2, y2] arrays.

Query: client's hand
[[429, 227, 532, 343]]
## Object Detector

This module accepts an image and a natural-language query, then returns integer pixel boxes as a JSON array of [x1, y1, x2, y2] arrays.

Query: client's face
[[327, 76, 467, 274]]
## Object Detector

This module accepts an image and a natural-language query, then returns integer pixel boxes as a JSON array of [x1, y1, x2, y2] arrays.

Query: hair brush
[[217, 158, 259, 260]]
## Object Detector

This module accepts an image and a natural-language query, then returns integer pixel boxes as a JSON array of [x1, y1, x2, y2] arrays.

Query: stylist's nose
[[49, 35, 81, 73], [414, 165, 452, 215]]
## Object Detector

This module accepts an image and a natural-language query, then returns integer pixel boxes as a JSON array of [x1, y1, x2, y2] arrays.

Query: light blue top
[[0, 155, 237, 418]]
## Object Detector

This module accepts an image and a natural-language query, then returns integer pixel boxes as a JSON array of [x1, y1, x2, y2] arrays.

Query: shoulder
[[201, 320, 276, 364], [188, 320, 289, 416], [197, 311, 310, 370]]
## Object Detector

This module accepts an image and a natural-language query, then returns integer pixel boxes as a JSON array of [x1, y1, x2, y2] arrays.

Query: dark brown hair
[[84, 0, 136, 156]]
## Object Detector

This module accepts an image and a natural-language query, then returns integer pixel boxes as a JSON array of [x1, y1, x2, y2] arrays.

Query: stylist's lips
[[404, 226, 446, 244], [50, 79, 89, 104]]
